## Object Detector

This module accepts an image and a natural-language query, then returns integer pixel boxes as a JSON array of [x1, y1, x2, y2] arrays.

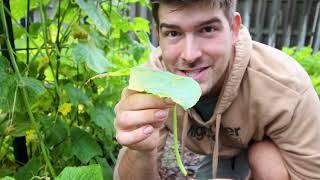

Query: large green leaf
[[22, 77, 46, 99], [128, 67, 201, 109], [0, 112, 31, 137], [40, 116, 68, 147], [0, 177, 15, 180], [75, 0, 110, 34], [89, 105, 115, 139], [136, 31, 151, 48], [131, 17, 150, 33], [0, 75, 45, 113], [63, 84, 91, 106], [0, 57, 12, 74], [11, 77, 46, 112], [14, 158, 40, 180], [7, 112, 31, 137], [72, 42, 111, 73], [89, 106, 114, 130], [0, 168, 15, 179], [56, 164, 103, 180], [95, 157, 113, 180], [71, 128, 103, 164], [0, 61, 16, 111]]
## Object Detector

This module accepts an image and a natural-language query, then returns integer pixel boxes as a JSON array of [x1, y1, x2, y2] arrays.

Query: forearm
[[117, 148, 161, 180]]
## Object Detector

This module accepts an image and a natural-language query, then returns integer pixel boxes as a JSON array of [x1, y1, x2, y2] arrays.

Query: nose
[[181, 34, 202, 63]]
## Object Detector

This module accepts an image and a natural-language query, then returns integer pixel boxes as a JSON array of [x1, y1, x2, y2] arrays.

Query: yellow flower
[[58, 103, 72, 116], [78, 104, 85, 113], [26, 129, 37, 145]]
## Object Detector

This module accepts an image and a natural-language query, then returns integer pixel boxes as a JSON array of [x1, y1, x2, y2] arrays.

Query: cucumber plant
[[0, 0, 150, 179]]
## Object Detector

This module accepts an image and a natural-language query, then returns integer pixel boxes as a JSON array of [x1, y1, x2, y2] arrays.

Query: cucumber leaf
[[56, 164, 103, 180], [128, 66, 201, 109]]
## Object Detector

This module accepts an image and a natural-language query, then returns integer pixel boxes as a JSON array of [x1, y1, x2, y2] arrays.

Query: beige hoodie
[[114, 26, 320, 179]]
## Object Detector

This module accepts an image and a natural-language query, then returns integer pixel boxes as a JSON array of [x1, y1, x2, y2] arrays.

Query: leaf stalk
[[173, 104, 187, 176]]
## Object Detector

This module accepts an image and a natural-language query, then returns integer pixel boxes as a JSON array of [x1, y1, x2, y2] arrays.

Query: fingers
[[114, 88, 175, 151], [121, 88, 174, 104], [116, 108, 169, 130], [116, 125, 154, 146], [116, 125, 160, 151], [120, 88, 136, 100], [117, 90, 174, 112]]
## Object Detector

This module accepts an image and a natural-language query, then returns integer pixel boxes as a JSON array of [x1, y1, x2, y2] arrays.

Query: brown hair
[[151, 0, 237, 26]]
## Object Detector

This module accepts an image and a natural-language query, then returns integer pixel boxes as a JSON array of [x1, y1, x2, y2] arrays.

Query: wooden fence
[[129, 0, 320, 53]]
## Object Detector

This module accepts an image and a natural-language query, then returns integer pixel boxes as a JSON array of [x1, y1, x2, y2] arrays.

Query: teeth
[[185, 70, 200, 77]]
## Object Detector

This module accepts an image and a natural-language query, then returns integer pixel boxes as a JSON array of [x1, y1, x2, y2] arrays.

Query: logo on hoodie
[[188, 125, 215, 141], [188, 125, 241, 141]]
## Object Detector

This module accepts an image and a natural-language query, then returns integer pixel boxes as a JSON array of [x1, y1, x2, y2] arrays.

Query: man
[[113, 0, 320, 179]]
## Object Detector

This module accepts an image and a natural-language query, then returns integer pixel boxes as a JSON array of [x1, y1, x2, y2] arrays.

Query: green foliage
[[128, 66, 202, 109], [71, 42, 112, 74], [56, 164, 103, 180], [10, 0, 51, 20], [71, 127, 103, 164], [0, 0, 151, 179], [75, 0, 111, 34], [14, 158, 40, 180], [0, 176, 15, 180], [282, 47, 320, 95]]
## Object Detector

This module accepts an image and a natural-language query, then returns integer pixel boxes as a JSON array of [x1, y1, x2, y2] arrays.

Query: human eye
[[199, 26, 216, 34], [163, 30, 181, 38]]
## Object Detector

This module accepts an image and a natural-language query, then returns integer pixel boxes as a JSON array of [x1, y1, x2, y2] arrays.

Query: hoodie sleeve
[[113, 123, 169, 180], [267, 87, 320, 180]]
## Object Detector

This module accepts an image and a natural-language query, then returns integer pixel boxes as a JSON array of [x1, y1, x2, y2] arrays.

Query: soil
[[159, 133, 205, 180]]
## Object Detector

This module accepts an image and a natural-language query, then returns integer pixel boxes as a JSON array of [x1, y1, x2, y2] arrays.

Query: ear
[[231, 12, 241, 45]]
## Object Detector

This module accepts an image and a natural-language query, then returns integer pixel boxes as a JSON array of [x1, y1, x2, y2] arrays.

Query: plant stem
[[55, 0, 62, 86], [39, 0, 61, 113], [0, 1, 56, 177], [0, 136, 4, 152], [173, 104, 187, 176]]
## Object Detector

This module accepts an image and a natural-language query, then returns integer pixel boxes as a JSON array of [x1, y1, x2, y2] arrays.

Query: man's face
[[158, 3, 240, 96]]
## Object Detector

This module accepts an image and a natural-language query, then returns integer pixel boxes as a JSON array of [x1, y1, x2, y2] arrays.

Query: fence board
[[268, 0, 281, 47], [282, 0, 297, 47], [310, 2, 320, 45], [297, 0, 313, 49], [242, 0, 252, 27], [254, 0, 264, 42], [313, 2, 320, 53]]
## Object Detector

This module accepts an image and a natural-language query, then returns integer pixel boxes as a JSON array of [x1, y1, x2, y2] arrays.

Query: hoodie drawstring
[[180, 111, 222, 179], [212, 113, 222, 178]]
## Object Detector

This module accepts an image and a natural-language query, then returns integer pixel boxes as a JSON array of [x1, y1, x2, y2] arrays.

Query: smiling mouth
[[177, 67, 209, 80], [184, 69, 202, 76]]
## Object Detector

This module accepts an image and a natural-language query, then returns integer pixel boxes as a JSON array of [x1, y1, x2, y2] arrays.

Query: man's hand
[[114, 88, 174, 151]]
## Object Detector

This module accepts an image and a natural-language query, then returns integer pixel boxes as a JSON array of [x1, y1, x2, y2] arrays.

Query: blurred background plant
[[282, 47, 320, 96], [0, 0, 150, 179]]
